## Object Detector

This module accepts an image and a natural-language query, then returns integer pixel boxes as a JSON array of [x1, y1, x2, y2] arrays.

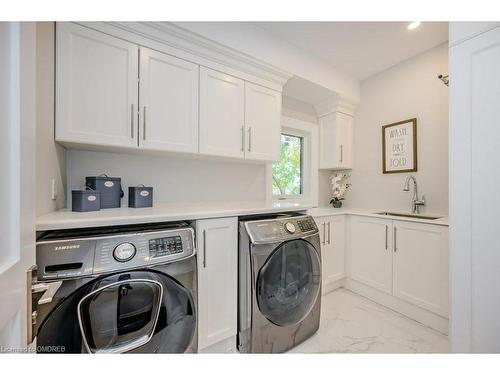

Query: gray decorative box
[[72, 189, 100, 212], [85, 174, 123, 209], [128, 185, 153, 208]]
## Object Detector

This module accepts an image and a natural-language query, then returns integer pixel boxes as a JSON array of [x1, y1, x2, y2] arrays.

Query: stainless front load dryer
[[238, 214, 321, 353]]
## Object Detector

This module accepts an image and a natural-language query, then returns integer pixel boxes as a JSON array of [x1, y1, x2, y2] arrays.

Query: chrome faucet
[[403, 175, 425, 214]]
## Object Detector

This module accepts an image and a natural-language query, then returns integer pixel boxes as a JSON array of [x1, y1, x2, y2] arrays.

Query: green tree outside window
[[272, 134, 303, 196]]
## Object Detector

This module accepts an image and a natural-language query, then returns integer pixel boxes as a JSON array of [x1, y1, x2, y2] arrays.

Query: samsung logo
[[54, 244, 80, 251]]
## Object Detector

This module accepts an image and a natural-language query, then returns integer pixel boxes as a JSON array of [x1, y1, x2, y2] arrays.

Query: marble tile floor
[[289, 288, 448, 353]]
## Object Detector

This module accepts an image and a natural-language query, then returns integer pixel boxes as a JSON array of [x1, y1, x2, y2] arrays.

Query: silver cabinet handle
[[247, 127, 252, 152], [340, 145, 343, 163], [130, 104, 135, 138], [385, 225, 388, 250], [322, 222, 326, 245], [143, 106, 147, 140], [394, 227, 397, 252], [241, 126, 245, 152], [203, 229, 207, 268], [327, 222, 331, 244]]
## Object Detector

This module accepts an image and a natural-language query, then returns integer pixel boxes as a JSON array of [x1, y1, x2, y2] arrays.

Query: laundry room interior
[[2, 3, 500, 364]]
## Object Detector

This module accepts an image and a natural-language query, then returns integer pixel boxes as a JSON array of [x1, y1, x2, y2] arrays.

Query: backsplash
[[66, 150, 268, 208]]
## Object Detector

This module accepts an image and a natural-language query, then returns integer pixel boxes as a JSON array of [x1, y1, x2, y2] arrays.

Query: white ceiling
[[253, 22, 448, 81]]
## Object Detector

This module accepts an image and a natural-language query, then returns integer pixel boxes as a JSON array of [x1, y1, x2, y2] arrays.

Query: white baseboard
[[198, 335, 237, 353], [322, 277, 345, 295], [344, 278, 449, 335]]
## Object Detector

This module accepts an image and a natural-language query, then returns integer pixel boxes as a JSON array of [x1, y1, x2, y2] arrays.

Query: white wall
[[347, 43, 449, 215], [66, 150, 268, 208], [173, 22, 360, 102], [36, 22, 66, 216]]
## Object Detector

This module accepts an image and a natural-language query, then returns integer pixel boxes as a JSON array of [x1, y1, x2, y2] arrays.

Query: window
[[272, 133, 304, 197]]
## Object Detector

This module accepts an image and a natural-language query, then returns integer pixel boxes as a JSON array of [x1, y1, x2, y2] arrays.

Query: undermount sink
[[374, 212, 442, 220]]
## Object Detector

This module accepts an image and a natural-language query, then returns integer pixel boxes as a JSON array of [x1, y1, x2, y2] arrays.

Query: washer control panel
[[244, 215, 318, 244], [36, 226, 195, 281]]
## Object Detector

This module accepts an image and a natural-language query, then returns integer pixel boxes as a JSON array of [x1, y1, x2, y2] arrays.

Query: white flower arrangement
[[330, 172, 351, 207]]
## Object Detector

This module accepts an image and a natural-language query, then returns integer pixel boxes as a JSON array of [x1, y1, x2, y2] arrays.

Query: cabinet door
[[139, 47, 199, 153], [56, 22, 139, 148], [244, 82, 281, 162], [196, 217, 238, 350], [199, 67, 245, 158], [319, 112, 353, 169], [336, 112, 353, 169], [393, 221, 449, 317], [349, 216, 393, 294], [319, 113, 337, 168], [325, 216, 346, 284], [315, 216, 345, 294]]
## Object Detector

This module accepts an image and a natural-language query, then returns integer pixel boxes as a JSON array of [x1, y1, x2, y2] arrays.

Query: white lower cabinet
[[196, 217, 238, 351], [348, 215, 449, 318], [392, 220, 449, 317], [349, 216, 393, 294], [315, 215, 345, 294]]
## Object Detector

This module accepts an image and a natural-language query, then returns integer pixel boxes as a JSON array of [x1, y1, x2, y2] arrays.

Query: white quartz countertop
[[35, 201, 313, 231], [36, 202, 448, 231], [307, 207, 449, 226]]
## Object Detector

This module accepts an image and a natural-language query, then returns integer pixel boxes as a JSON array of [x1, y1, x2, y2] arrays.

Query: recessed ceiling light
[[408, 21, 421, 30]]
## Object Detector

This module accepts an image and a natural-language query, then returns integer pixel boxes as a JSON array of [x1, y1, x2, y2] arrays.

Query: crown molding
[[314, 94, 358, 118], [76, 22, 292, 90]]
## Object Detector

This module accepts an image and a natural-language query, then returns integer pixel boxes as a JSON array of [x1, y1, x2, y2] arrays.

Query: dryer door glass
[[256, 239, 321, 326]]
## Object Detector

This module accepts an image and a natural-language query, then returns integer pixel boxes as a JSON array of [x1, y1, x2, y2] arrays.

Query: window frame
[[267, 116, 319, 205]]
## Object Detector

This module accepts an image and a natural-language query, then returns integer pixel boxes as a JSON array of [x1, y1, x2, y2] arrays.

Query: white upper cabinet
[[55, 23, 285, 162], [56, 23, 139, 148], [139, 47, 199, 153], [349, 216, 393, 294], [319, 112, 353, 169], [199, 67, 245, 159], [244, 82, 281, 162], [392, 220, 449, 317]]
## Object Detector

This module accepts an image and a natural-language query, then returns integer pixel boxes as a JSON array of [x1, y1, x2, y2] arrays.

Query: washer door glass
[[78, 279, 162, 353], [256, 239, 321, 326], [36, 270, 196, 353]]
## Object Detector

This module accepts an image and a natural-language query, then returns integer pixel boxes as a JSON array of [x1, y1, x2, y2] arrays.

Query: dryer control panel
[[244, 215, 318, 244]]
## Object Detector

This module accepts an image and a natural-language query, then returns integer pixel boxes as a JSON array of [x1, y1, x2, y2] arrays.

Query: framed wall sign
[[382, 118, 417, 174]]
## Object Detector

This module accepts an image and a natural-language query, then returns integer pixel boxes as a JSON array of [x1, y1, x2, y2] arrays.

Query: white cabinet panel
[[349, 216, 392, 294], [319, 112, 353, 169], [392, 221, 448, 317], [450, 26, 500, 352], [196, 217, 238, 350], [449, 22, 500, 46], [56, 22, 139, 148], [244, 82, 281, 162], [139, 47, 199, 153], [199, 67, 245, 159], [315, 215, 345, 294]]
